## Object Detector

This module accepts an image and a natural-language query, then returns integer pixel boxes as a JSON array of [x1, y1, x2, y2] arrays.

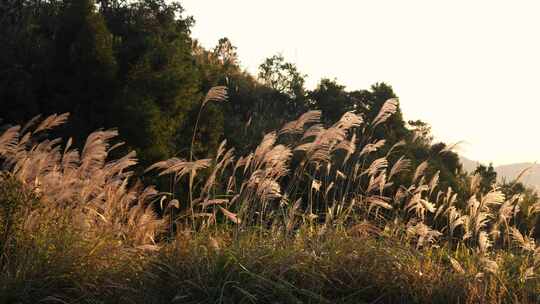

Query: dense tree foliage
[[1, 0, 200, 164], [474, 163, 498, 194]]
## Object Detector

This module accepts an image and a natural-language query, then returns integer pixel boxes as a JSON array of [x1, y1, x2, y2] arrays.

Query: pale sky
[[182, 0, 540, 165]]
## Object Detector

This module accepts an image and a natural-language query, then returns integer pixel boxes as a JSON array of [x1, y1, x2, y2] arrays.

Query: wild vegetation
[[2, 0, 540, 303], [2, 97, 540, 303]]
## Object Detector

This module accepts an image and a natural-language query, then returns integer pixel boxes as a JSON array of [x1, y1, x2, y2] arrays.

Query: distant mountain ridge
[[460, 157, 540, 189]]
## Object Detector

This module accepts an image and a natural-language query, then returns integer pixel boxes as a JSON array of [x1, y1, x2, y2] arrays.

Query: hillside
[[461, 157, 540, 189], [497, 162, 540, 188], [3, 1, 540, 303]]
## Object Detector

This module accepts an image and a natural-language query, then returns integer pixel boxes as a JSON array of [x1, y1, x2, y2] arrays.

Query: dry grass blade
[[386, 139, 406, 157], [513, 163, 536, 184], [0, 126, 20, 156], [406, 222, 442, 248], [147, 158, 212, 181], [146, 158, 184, 174], [279, 110, 321, 135], [449, 257, 465, 274], [202, 86, 228, 106], [219, 207, 241, 224], [480, 257, 498, 274], [366, 196, 393, 211], [448, 207, 465, 236], [372, 98, 398, 127], [413, 161, 429, 184], [439, 141, 465, 155], [359, 139, 386, 157], [429, 171, 440, 195], [481, 190, 505, 207], [510, 227, 536, 252], [389, 156, 411, 179], [478, 231, 492, 253], [334, 111, 363, 130], [21, 114, 42, 134], [366, 157, 388, 176], [34, 113, 69, 133]]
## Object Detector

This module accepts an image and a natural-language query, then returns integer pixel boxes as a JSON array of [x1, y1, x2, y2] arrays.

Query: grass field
[[1, 94, 540, 303]]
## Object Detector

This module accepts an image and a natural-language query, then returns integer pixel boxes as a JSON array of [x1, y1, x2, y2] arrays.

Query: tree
[[1, 0, 203, 166], [258, 54, 306, 100], [213, 37, 239, 70], [408, 120, 433, 146], [474, 163, 497, 194], [52, 0, 118, 138], [102, 0, 201, 164], [309, 78, 351, 124], [0, 0, 60, 125]]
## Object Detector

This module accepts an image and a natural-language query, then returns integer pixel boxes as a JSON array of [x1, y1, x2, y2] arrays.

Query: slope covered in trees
[[2, 0, 468, 192]]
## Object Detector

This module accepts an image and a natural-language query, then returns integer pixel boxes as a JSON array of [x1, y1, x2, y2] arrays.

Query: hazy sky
[[182, 1, 540, 165]]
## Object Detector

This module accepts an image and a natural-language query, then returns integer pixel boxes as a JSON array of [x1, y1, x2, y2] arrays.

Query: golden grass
[[1, 88, 540, 302]]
